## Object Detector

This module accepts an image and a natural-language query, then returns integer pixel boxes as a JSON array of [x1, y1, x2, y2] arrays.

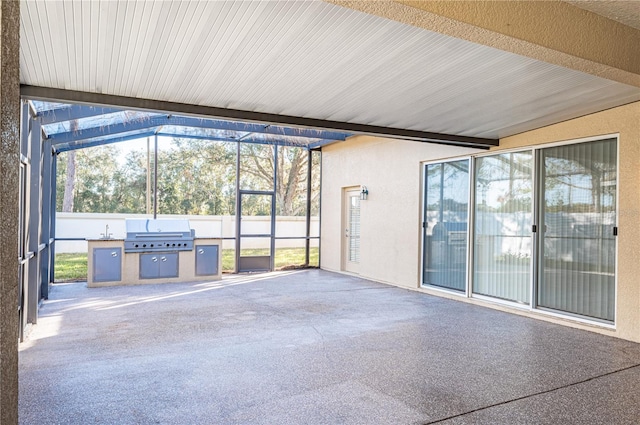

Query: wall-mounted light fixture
[[360, 185, 369, 200]]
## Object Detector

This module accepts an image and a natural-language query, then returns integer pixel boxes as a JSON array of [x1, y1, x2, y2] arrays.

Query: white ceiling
[[20, 0, 640, 140]]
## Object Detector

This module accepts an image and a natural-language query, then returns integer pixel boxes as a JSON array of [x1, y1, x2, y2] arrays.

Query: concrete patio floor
[[19, 269, 640, 425]]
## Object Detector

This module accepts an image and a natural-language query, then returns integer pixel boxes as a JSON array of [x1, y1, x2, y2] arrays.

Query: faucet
[[100, 224, 113, 239]]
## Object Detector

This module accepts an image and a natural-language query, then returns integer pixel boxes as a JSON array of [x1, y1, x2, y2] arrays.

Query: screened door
[[537, 139, 617, 321], [238, 192, 274, 272], [422, 160, 469, 291]]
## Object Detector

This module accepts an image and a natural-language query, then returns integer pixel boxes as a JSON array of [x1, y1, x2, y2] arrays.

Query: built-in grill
[[124, 219, 194, 253]]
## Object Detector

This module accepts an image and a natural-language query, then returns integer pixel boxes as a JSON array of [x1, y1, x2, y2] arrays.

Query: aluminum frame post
[[27, 117, 41, 322], [234, 142, 241, 273], [270, 145, 277, 272], [49, 154, 57, 288], [40, 138, 52, 300], [153, 134, 158, 219], [305, 149, 312, 266]]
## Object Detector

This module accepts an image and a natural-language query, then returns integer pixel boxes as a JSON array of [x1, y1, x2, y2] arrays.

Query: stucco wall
[[321, 135, 478, 288], [498, 101, 640, 342]]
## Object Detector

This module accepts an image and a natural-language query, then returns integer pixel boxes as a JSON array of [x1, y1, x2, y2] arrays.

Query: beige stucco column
[[0, 1, 21, 424]]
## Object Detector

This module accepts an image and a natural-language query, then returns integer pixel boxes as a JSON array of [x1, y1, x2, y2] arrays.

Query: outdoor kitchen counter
[[87, 238, 222, 287]]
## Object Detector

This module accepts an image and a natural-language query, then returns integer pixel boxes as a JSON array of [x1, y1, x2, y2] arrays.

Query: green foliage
[[56, 139, 319, 217], [157, 140, 237, 215]]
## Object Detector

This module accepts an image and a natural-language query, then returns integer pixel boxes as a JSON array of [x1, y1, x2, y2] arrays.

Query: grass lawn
[[54, 253, 88, 282], [55, 247, 319, 282]]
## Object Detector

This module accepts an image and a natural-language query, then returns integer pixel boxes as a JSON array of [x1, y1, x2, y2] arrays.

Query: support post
[[40, 139, 52, 300], [317, 151, 322, 268], [27, 118, 41, 322], [146, 137, 151, 214], [235, 142, 241, 273], [18, 101, 30, 342], [270, 145, 277, 272], [153, 134, 158, 219], [49, 153, 57, 288], [0, 1, 22, 423], [305, 149, 312, 266]]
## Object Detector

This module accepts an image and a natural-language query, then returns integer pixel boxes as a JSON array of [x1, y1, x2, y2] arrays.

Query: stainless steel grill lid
[[124, 219, 194, 252]]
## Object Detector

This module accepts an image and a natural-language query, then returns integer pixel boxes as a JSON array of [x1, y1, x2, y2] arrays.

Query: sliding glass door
[[538, 139, 617, 321], [473, 152, 532, 303], [422, 138, 617, 323], [422, 160, 469, 292]]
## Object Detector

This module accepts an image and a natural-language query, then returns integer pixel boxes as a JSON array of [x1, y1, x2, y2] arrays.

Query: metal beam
[[21, 85, 498, 148], [54, 131, 158, 153], [157, 133, 314, 148], [44, 111, 351, 145], [307, 139, 343, 149], [47, 113, 350, 145], [56, 130, 319, 153], [35, 103, 122, 125]]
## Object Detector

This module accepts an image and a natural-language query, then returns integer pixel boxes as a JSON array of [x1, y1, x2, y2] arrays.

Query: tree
[[240, 144, 311, 216], [56, 145, 124, 212], [62, 120, 79, 212], [55, 137, 318, 218], [62, 151, 76, 212]]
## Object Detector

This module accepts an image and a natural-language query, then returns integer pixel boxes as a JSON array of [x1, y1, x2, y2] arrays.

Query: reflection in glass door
[[422, 160, 469, 291], [538, 139, 617, 321], [473, 151, 532, 303]]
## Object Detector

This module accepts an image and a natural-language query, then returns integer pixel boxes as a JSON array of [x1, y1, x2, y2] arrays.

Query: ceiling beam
[[21, 85, 499, 148]]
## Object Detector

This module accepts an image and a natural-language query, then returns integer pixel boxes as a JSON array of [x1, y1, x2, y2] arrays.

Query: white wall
[[320, 135, 480, 288], [55, 213, 319, 253]]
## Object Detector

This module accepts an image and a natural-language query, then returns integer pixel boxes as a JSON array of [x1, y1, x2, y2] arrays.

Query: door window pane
[[473, 152, 532, 303], [423, 160, 469, 291], [348, 194, 360, 263], [538, 139, 616, 321]]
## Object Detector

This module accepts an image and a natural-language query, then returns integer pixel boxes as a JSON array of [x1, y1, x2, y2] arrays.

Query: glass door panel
[[423, 160, 469, 291], [538, 139, 616, 321], [473, 152, 532, 303]]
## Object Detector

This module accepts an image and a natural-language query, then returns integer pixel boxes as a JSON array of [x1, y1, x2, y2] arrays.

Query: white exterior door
[[343, 188, 361, 274]]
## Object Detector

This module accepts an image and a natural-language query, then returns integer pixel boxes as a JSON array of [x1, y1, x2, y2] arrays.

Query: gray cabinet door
[[93, 248, 122, 282], [196, 245, 219, 276], [139, 254, 160, 279], [158, 253, 179, 278], [140, 253, 179, 279]]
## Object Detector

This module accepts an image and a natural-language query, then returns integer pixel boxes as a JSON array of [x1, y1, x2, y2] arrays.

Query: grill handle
[[133, 233, 185, 238]]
